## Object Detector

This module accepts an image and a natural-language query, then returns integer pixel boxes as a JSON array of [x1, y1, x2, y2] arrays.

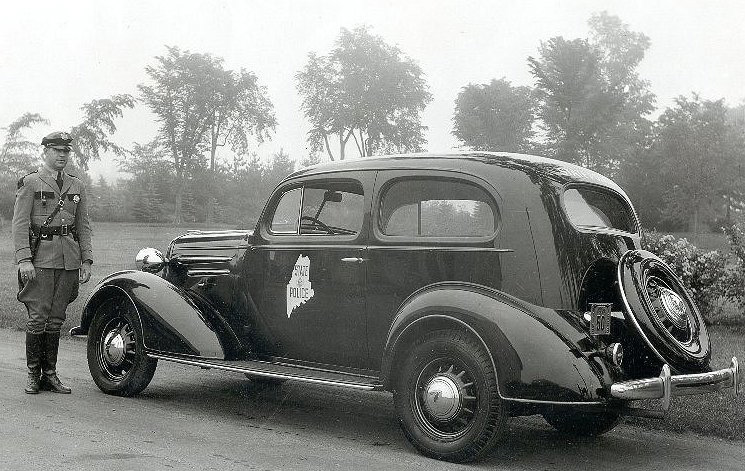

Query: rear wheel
[[543, 408, 621, 436], [87, 298, 157, 396], [394, 329, 506, 463]]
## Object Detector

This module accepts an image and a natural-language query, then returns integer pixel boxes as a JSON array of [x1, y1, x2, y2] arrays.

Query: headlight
[[135, 247, 165, 273]]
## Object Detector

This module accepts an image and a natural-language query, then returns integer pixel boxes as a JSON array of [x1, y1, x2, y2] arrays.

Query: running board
[[148, 353, 384, 391]]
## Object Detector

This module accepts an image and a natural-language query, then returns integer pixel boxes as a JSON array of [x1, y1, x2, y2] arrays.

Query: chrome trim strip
[[503, 398, 605, 406], [172, 255, 233, 264], [148, 354, 380, 391], [368, 246, 514, 253], [610, 357, 740, 406], [187, 268, 231, 277]]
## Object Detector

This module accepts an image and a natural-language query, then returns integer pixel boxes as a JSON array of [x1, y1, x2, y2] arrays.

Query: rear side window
[[563, 187, 637, 233], [379, 179, 497, 237]]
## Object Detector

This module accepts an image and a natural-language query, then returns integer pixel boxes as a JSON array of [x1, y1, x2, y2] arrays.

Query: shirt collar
[[38, 165, 65, 178]]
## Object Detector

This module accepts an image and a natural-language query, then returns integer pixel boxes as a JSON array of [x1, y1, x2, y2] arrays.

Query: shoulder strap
[[40, 187, 72, 228], [17, 170, 38, 189]]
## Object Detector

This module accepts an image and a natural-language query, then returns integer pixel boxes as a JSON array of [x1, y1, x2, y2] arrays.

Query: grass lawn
[[1, 222, 742, 441], [625, 325, 745, 441]]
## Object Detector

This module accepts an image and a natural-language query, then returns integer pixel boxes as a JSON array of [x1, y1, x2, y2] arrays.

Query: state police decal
[[287, 254, 314, 318]]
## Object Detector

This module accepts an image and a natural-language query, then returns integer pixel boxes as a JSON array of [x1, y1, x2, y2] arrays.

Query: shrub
[[641, 231, 727, 318], [723, 224, 745, 310]]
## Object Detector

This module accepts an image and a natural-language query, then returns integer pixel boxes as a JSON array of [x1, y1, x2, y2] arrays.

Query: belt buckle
[[60, 225, 69, 236]]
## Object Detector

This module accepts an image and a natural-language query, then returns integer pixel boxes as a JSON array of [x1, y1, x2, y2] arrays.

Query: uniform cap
[[41, 131, 73, 149]]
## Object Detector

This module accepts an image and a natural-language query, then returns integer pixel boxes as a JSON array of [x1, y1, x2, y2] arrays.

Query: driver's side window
[[269, 181, 364, 236]]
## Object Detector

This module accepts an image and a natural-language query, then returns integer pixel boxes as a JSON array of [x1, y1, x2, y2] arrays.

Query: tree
[[723, 104, 745, 223], [70, 94, 135, 170], [139, 46, 276, 223], [299, 153, 323, 168], [296, 26, 433, 160], [0, 113, 48, 222], [654, 95, 742, 232], [204, 65, 276, 222], [118, 141, 173, 222], [262, 149, 295, 195], [90, 176, 128, 222], [1, 113, 48, 176], [452, 78, 535, 152], [528, 13, 654, 176]]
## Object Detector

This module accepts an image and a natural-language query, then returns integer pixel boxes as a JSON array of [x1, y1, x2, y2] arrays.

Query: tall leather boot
[[40, 332, 71, 394], [25, 332, 42, 394]]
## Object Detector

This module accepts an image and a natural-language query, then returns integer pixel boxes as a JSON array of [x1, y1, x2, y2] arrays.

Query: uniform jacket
[[12, 167, 93, 270]]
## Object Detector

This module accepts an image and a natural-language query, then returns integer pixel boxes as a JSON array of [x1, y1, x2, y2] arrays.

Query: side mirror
[[135, 247, 166, 273]]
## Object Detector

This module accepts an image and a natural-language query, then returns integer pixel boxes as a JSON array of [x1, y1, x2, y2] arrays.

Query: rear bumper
[[610, 357, 740, 412]]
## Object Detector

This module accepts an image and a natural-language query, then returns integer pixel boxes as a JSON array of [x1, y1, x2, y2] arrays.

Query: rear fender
[[81, 270, 228, 359], [382, 282, 613, 404]]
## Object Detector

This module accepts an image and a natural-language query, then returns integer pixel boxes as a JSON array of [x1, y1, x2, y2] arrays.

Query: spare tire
[[617, 250, 710, 374]]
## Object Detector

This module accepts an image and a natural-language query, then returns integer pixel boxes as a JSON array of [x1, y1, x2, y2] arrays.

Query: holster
[[28, 226, 41, 260]]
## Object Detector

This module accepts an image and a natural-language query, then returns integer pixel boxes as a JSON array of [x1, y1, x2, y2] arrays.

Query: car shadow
[[132, 365, 729, 469]]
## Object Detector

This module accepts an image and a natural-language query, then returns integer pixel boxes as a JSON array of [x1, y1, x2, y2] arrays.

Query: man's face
[[42, 146, 70, 171]]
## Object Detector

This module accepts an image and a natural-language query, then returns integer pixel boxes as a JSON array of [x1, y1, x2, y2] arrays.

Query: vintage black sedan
[[72, 153, 740, 462]]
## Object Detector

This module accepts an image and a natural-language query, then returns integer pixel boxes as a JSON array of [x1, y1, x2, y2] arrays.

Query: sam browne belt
[[32, 224, 78, 239]]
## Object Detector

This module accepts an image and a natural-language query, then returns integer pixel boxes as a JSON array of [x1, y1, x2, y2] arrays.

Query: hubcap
[[422, 375, 462, 421], [414, 361, 478, 440], [97, 313, 136, 382], [646, 275, 696, 346], [103, 331, 126, 366], [659, 287, 690, 331]]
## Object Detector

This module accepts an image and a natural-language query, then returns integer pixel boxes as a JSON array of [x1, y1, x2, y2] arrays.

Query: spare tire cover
[[617, 250, 710, 373]]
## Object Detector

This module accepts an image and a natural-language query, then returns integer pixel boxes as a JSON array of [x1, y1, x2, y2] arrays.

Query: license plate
[[589, 303, 612, 336]]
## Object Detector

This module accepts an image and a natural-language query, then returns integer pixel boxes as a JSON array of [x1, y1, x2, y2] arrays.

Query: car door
[[251, 172, 373, 368], [365, 170, 510, 370]]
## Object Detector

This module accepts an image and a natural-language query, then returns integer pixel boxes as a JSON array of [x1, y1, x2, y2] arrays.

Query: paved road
[[0, 329, 743, 471]]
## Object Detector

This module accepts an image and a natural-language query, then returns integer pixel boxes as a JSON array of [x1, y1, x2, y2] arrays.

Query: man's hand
[[80, 261, 92, 283], [18, 260, 35, 283]]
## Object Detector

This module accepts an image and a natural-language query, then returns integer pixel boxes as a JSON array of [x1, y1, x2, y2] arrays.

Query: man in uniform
[[12, 131, 93, 394]]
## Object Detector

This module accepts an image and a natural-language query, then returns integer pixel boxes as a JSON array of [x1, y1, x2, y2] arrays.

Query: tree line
[[2, 12, 744, 231]]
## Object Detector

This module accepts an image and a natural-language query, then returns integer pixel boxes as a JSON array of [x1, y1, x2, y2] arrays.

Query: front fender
[[382, 282, 615, 404], [81, 270, 226, 359]]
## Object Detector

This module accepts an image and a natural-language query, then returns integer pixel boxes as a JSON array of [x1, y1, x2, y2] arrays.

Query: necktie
[[56, 171, 63, 190]]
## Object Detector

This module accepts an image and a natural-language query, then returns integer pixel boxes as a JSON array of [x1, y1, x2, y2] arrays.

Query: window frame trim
[[373, 173, 501, 245], [261, 177, 368, 244], [560, 183, 640, 236]]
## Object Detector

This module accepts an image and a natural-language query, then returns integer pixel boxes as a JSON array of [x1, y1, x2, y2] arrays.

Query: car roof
[[287, 152, 625, 195]]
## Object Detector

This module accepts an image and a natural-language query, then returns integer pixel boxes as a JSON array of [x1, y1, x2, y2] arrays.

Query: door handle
[[340, 257, 367, 264]]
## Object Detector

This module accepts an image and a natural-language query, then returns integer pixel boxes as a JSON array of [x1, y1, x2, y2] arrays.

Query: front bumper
[[610, 357, 740, 413]]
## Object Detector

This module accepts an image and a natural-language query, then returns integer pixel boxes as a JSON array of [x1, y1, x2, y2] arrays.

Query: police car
[[72, 153, 740, 463]]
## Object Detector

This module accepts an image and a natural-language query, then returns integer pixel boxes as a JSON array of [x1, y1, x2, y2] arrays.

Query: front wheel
[[87, 298, 157, 396], [394, 330, 506, 463]]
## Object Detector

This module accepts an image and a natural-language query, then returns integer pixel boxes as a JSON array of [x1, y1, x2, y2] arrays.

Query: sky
[[2, 0, 744, 182]]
